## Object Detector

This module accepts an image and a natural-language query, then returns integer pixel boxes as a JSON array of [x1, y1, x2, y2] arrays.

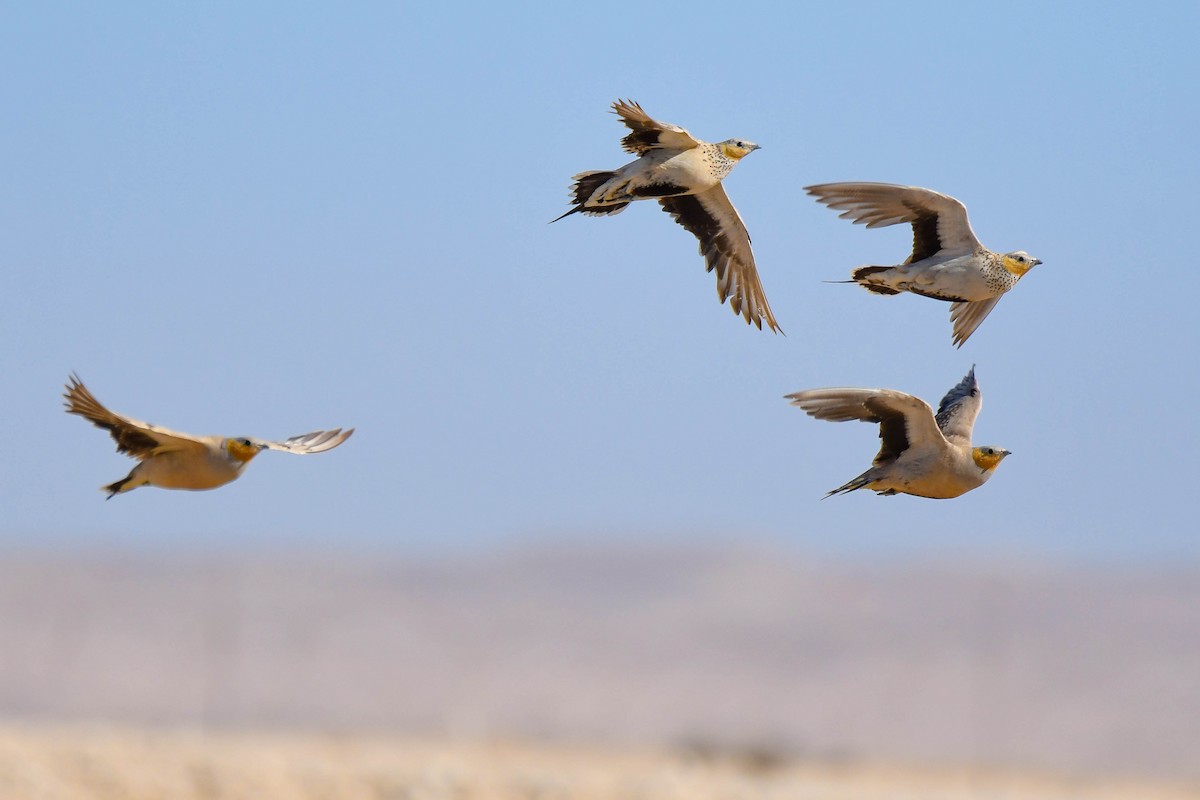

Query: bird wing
[[63, 374, 209, 458], [658, 186, 780, 332], [804, 182, 984, 261], [949, 296, 1002, 348], [613, 99, 703, 155], [257, 428, 354, 454], [934, 366, 982, 445], [786, 387, 944, 466]]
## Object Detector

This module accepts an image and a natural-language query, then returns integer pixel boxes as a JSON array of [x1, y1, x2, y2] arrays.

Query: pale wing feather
[[949, 296, 1002, 348], [259, 428, 354, 454], [63, 375, 209, 458], [658, 186, 780, 332], [787, 388, 896, 422], [787, 388, 943, 450], [788, 387, 947, 470], [804, 182, 984, 258], [612, 99, 702, 155]]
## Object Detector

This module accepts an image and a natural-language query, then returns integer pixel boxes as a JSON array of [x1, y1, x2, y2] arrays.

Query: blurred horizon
[[3, 539, 1199, 782], [3, 5, 1199, 792]]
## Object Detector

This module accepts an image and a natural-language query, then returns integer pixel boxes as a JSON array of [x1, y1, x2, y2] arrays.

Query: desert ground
[[2, 543, 1199, 798], [2, 725, 1198, 800]]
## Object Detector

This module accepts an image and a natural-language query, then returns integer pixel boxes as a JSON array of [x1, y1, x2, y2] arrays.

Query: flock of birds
[[64, 99, 1040, 501], [552, 100, 1038, 499]]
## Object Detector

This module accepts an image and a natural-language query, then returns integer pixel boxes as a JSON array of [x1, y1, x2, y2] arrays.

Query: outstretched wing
[[258, 428, 354, 454], [934, 366, 982, 446], [949, 297, 1002, 348], [658, 186, 780, 332], [804, 182, 984, 261], [786, 387, 943, 466], [63, 374, 207, 459], [613, 99, 703, 155]]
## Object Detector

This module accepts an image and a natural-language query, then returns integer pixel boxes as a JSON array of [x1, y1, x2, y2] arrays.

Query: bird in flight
[[786, 366, 1010, 499], [63, 374, 353, 498], [555, 99, 779, 332], [805, 182, 1041, 347]]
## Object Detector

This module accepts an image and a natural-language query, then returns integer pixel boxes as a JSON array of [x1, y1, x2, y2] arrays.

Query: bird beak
[[1031, 259, 1042, 267], [751, 144, 762, 151]]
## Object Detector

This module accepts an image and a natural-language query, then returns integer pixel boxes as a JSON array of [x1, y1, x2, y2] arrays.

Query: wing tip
[[611, 97, 642, 115], [63, 372, 97, 416]]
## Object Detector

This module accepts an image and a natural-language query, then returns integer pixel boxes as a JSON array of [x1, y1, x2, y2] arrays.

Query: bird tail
[[851, 266, 902, 295], [822, 472, 874, 499], [550, 171, 629, 222], [102, 474, 136, 500]]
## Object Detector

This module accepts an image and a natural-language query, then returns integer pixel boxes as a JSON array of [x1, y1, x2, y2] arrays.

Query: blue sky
[[2, 3, 1197, 561]]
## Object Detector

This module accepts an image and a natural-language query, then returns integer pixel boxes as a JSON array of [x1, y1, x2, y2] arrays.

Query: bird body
[[786, 367, 1010, 499], [63, 375, 353, 498], [556, 100, 778, 332], [857, 250, 1023, 301], [562, 143, 738, 213], [804, 182, 1040, 346], [112, 437, 251, 494]]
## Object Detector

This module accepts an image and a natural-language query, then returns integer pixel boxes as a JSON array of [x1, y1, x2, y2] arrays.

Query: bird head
[[1001, 251, 1041, 276], [719, 139, 760, 160], [225, 437, 266, 464], [971, 446, 1012, 472]]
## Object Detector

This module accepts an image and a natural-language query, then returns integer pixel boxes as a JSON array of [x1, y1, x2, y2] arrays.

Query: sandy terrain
[[2, 543, 1199, 789], [1, 725, 1197, 800]]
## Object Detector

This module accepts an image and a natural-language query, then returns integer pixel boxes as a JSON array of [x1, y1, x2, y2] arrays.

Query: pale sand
[[4, 546, 1200, 785], [0, 725, 1197, 800]]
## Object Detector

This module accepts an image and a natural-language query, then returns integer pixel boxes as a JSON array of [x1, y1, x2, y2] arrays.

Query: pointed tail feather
[[851, 266, 902, 295], [550, 205, 584, 223], [822, 472, 873, 499], [103, 474, 136, 500], [551, 170, 627, 223]]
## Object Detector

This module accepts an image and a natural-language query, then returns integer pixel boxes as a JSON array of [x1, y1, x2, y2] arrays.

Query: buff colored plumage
[[786, 367, 1010, 499], [555, 99, 778, 332], [805, 182, 1041, 347], [63, 374, 353, 498]]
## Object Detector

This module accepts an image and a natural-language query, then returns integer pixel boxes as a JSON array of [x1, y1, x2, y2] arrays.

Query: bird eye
[[1017, 255, 1026, 262]]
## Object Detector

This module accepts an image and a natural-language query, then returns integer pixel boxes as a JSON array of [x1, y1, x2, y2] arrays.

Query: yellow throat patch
[[972, 447, 1008, 471], [226, 438, 261, 463], [720, 143, 752, 160], [1001, 255, 1034, 276]]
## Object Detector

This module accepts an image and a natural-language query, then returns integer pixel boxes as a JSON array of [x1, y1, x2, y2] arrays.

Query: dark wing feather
[[63, 374, 205, 458], [786, 388, 942, 466], [658, 187, 780, 332], [934, 366, 982, 444], [863, 397, 912, 466], [612, 99, 702, 155], [804, 182, 984, 260], [908, 207, 943, 264]]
